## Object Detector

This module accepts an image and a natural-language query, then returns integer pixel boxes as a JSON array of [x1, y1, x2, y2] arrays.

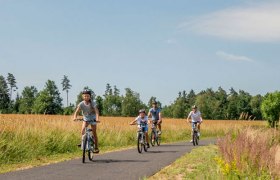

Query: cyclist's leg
[[144, 125, 150, 147], [91, 124, 99, 151], [81, 121, 88, 135], [158, 120, 162, 131]]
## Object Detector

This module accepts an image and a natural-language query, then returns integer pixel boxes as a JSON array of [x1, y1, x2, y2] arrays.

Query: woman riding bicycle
[[73, 89, 100, 153], [148, 101, 162, 135], [187, 105, 203, 142], [130, 109, 150, 148]]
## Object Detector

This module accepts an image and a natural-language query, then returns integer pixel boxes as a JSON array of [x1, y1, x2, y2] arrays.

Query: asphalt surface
[[0, 139, 216, 180]]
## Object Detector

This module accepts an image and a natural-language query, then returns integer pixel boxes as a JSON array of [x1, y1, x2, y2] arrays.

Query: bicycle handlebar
[[73, 118, 100, 123]]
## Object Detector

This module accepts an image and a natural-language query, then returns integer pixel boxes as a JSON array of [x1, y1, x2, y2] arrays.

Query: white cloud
[[179, 2, 280, 42], [216, 51, 254, 62]]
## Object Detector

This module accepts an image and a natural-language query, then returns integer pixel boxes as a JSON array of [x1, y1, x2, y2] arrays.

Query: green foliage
[[61, 75, 72, 107], [261, 91, 280, 127], [6, 73, 17, 99], [121, 88, 146, 117], [102, 84, 122, 116], [0, 75, 10, 113], [32, 80, 63, 114], [19, 86, 38, 114]]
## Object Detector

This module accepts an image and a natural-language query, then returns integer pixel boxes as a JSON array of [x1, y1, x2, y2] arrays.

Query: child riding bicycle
[[130, 109, 150, 148], [187, 105, 203, 142], [73, 89, 100, 153], [148, 101, 162, 135]]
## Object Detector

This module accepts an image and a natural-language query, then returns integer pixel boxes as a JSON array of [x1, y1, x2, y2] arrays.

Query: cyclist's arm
[[94, 107, 100, 122], [130, 119, 137, 125], [187, 112, 192, 123], [158, 112, 162, 122], [73, 106, 81, 121]]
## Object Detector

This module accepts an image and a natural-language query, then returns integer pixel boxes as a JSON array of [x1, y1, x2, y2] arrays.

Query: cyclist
[[187, 105, 203, 142], [130, 109, 150, 148], [73, 89, 100, 153], [148, 101, 162, 135]]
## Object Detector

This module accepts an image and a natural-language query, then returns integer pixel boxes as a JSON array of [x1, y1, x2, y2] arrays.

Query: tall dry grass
[[217, 127, 280, 178], [0, 114, 266, 167]]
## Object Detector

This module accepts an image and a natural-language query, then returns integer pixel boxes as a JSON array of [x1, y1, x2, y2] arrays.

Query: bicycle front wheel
[[88, 137, 94, 161], [192, 133, 196, 146], [82, 135, 87, 163], [137, 133, 143, 153]]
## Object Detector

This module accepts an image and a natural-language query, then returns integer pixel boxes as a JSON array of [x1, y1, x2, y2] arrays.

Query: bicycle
[[74, 118, 99, 163], [131, 123, 148, 153], [150, 120, 161, 146], [191, 122, 199, 146]]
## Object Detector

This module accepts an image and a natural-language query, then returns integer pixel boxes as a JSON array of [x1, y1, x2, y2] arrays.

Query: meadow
[[0, 114, 266, 173]]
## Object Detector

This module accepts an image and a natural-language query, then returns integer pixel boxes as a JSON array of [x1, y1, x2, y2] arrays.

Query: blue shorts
[[191, 121, 201, 129], [84, 119, 97, 125], [138, 124, 148, 132]]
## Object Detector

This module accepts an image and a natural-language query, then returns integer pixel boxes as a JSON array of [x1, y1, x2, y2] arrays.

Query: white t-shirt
[[135, 116, 148, 125], [188, 111, 202, 122]]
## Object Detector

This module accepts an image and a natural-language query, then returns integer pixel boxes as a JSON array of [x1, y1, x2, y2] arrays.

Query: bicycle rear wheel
[[156, 134, 161, 146], [137, 133, 143, 153], [88, 137, 94, 161], [82, 135, 87, 163]]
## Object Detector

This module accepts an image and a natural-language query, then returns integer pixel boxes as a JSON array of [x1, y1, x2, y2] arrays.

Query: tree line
[[0, 73, 279, 127]]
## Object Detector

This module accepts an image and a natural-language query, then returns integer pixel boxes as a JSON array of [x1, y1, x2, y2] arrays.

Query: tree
[[61, 75, 72, 107], [195, 89, 218, 119], [250, 94, 263, 120], [121, 88, 145, 117], [172, 91, 188, 118], [0, 75, 10, 113], [95, 95, 103, 116], [103, 85, 122, 116], [7, 73, 17, 99], [19, 86, 38, 114], [261, 91, 280, 128], [32, 80, 63, 114], [214, 87, 228, 119]]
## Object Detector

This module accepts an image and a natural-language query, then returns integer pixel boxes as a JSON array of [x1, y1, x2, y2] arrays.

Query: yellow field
[[0, 114, 267, 173], [0, 114, 266, 134]]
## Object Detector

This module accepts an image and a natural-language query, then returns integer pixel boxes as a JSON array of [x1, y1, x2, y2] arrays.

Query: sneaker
[[158, 131, 162, 135], [94, 148, 99, 153], [147, 144, 150, 148]]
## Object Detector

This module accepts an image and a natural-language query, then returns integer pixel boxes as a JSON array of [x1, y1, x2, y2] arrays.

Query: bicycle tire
[[156, 135, 161, 146], [143, 135, 148, 152], [137, 133, 143, 153], [195, 134, 199, 145], [88, 137, 94, 161], [82, 135, 87, 163], [192, 133, 196, 146], [150, 131, 155, 146]]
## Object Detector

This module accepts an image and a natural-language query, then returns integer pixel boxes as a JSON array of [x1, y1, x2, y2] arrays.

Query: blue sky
[[1, 0, 280, 106]]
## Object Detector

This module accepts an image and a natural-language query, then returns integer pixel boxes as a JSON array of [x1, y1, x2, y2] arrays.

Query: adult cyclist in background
[[187, 105, 203, 142], [148, 101, 162, 135]]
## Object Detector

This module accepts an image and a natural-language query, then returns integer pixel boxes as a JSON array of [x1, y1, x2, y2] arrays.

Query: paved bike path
[[0, 139, 216, 180]]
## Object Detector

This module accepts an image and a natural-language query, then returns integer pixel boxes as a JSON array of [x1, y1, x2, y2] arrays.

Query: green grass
[[148, 144, 222, 180]]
